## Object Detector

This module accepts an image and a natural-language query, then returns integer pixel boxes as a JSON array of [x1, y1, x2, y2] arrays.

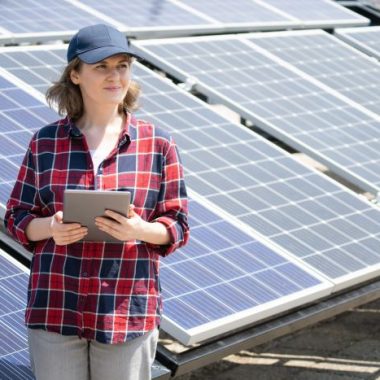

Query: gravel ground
[[169, 298, 380, 380]]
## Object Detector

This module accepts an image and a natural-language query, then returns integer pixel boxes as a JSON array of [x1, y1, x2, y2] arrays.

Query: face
[[70, 54, 132, 111]]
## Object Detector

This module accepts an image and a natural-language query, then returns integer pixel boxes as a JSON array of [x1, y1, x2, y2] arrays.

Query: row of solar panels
[[2, 26, 380, 348], [0, 0, 369, 43]]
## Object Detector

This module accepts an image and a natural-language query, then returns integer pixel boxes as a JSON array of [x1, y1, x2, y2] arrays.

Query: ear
[[70, 69, 80, 85]]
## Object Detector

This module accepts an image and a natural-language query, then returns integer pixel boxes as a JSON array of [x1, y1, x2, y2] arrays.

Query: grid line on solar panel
[[247, 29, 380, 116], [76, 0, 214, 27], [0, 0, 107, 33], [335, 26, 380, 60], [0, 72, 59, 209], [261, 0, 368, 23], [2, 45, 380, 294], [132, 35, 380, 194], [159, 199, 330, 342]]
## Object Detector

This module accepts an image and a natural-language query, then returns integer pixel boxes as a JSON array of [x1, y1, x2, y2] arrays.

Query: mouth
[[104, 86, 122, 91]]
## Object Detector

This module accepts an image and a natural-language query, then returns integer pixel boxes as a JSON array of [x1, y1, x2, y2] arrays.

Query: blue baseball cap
[[67, 24, 140, 63]]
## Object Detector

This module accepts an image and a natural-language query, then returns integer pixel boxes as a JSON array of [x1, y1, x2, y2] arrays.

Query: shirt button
[[82, 272, 88, 277]]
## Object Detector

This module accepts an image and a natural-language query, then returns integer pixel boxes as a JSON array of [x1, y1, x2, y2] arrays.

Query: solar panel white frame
[[132, 33, 380, 195], [335, 26, 380, 60]]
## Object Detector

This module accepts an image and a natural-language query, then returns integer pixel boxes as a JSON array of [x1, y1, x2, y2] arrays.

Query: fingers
[[128, 204, 136, 218], [53, 227, 88, 245], [54, 230, 88, 245], [103, 209, 125, 223], [54, 211, 63, 222]]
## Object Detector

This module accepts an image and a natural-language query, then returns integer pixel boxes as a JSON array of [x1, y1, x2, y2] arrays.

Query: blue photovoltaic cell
[[335, 26, 380, 60], [0, 253, 33, 379], [249, 31, 380, 116], [0, 0, 105, 33], [134, 36, 380, 193]]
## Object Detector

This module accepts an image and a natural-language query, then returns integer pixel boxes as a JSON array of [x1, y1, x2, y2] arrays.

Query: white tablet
[[63, 189, 131, 242]]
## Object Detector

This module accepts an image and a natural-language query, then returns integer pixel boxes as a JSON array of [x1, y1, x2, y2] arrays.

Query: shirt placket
[[77, 242, 92, 338]]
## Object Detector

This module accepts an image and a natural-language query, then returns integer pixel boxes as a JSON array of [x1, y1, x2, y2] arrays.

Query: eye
[[95, 63, 107, 69], [118, 63, 129, 69]]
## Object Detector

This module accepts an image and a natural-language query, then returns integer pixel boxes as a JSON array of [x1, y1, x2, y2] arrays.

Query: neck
[[77, 105, 123, 131]]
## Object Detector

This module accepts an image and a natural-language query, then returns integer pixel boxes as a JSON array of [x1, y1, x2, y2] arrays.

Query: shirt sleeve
[[148, 137, 189, 257], [4, 139, 41, 251]]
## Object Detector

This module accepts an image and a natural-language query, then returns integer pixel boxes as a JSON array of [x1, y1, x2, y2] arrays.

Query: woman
[[4, 24, 189, 380]]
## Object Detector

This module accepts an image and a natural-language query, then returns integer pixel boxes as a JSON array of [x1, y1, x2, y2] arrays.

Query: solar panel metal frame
[[132, 33, 380, 196], [335, 26, 380, 60]]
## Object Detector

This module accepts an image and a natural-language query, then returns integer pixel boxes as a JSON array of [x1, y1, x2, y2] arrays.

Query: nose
[[107, 67, 119, 80]]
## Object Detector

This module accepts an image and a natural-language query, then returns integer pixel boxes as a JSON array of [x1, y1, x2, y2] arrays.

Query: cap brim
[[78, 46, 141, 64]]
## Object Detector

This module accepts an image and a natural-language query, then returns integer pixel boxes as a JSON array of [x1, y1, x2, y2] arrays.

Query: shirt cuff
[[13, 213, 38, 251], [146, 216, 185, 257]]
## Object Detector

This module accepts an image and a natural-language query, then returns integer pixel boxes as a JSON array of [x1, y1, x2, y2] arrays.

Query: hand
[[50, 211, 88, 245], [95, 205, 144, 242]]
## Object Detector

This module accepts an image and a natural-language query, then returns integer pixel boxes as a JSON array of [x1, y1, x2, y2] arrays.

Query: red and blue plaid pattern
[[4, 112, 189, 344]]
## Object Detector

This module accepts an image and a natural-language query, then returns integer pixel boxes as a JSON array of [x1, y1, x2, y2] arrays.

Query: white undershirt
[[90, 146, 111, 173]]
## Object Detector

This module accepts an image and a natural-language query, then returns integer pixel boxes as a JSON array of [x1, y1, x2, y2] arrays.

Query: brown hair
[[46, 56, 140, 120]]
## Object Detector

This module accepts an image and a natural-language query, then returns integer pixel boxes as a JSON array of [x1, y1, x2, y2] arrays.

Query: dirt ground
[[169, 298, 380, 380]]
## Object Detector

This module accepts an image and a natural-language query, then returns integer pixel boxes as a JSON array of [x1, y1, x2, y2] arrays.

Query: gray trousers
[[27, 328, 159, 380]]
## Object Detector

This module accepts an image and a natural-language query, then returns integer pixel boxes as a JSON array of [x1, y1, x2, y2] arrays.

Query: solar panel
[[3, 45, 380, 295], [247, 30, 380, 116], [335, 26, 380, 60], [160, 198, 330, 344], [0, 250, 33, 380], [133, 35, 380, 194], [78, 0, 368, 29]]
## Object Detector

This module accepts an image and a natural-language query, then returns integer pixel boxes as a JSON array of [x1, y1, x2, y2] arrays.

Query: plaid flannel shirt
[[4, 112, 189, 344]]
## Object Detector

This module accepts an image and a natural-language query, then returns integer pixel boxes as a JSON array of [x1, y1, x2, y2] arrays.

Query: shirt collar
[[63, 111, 136, 145]]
